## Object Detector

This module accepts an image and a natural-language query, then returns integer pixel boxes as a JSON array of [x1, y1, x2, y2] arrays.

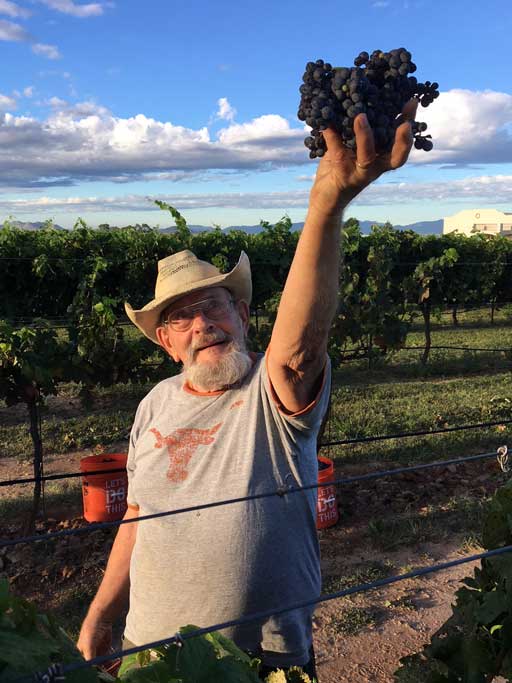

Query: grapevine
[[297, 48, 439, 158], [0, 584, 315, 683], [395, 477, 512, 682]]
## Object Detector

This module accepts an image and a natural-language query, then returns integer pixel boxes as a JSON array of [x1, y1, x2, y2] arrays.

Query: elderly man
[[77, 106, 416, 679]]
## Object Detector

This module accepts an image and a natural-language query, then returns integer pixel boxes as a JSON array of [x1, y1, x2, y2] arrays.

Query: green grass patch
[[322, 560, 392, 594], [324, 370, 512, 466], [326, 606, 378, 636], [366, 493, 489, 551], [0, 410, 133, 459], [0, 479, 83, 524]]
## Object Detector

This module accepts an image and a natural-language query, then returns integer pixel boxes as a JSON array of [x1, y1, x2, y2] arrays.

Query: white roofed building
[[443, 209, 512, 238]]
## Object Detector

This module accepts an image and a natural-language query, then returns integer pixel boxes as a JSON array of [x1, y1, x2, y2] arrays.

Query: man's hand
[[77, 614, 113, 659], [309, 99, 418, 217]]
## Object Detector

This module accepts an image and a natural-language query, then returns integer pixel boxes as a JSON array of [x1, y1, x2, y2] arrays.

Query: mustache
[[188, 331, 233, 362]]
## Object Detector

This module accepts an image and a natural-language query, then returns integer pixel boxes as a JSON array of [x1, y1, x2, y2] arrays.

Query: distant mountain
[[224, 223, 305, 234], [4, 220, 65, 231], [162, 219, 442, 235], [160, 225, 215, 234], [176, 219, 443, 236], [358, 219, 443, 235], [8, 218, 443, 235], [393, 219, 443, 235]]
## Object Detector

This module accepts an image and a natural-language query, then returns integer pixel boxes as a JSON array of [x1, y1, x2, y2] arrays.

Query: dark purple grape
[[298, 47, 437, 158]]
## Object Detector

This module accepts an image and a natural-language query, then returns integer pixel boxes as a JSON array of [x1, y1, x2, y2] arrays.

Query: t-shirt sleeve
[[262, 352, 331, 434]]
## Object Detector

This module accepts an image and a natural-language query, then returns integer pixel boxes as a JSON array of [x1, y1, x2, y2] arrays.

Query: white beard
[[182, 337, 252, 392]]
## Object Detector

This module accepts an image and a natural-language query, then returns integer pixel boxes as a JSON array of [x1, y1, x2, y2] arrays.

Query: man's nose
[[191, 309, 215, 332]]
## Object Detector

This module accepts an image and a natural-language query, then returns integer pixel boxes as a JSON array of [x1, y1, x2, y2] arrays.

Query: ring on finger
[[356, 159, 374, 170]]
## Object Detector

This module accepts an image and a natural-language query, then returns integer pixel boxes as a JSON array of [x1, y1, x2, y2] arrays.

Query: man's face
[[156, 287, 250, 381]]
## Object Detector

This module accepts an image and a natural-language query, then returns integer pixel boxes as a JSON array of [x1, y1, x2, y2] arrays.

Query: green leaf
[[118, 652, 139, 677], [427, 633, 465, 673], [206, 656, 261, 683], [0, 579, 9, 612], [475, 590, 506, 624], [119, 658, 180, 683], [482, 507, 509, 550], [172, 632, 218, 681], [462, 637, 493, 681], [0, 629, 57, 669], [204, 630, 254, 663], [496, 481, 512, 516]]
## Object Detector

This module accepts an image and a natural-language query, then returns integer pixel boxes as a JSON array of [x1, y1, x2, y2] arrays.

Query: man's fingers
[[395, 98, 419, 127], [354, 114, 376, 168], [321, 104, 415, 172], [390, 119, 414, 169], [322, 127, 347, 159]]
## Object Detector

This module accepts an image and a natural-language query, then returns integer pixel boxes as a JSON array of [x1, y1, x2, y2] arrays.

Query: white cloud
[[0, 88, 511, 190], [38, 0, 104, 17], [218, 114, 303, 146], [0, 18, 29, 40], [38, 69, 70, 78], [0, 93, 16, 110], [0, 190, 311, 213], [216, 97, 236, 122], [48, 96, 67, 107], [353, 174, 512, 205], [0, 106, 306, 188], [32, 42, 61, 59], [0, 0, 30, 18], [23, 86, 34, 97], [411, 89, 512, 166], [3, 174, 512, 216], [2, 174, 512, 216]]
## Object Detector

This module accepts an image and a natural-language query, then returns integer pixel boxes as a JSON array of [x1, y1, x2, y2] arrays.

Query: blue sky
[[1, 0, 512, 228]]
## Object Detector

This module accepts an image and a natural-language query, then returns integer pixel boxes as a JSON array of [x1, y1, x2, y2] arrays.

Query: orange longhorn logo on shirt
[[150, 423, 222, 483]]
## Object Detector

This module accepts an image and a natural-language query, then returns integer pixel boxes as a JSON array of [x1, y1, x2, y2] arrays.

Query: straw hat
[[125, 250, 252, 344]]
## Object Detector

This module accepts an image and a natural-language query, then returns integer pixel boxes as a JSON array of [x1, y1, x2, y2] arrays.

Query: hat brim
[[125, 251, 252, 344]]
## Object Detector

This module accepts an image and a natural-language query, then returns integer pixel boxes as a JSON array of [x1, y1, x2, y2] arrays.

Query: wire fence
[[1, 446, 505, 549], [402, 344, 512, 353], [321, 418, 512, 447], [2, 422, 509, 679], [17, 540, 512, 682], [2, 417, 510, 489]]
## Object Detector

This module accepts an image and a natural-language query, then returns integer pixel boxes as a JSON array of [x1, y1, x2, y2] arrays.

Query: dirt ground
[[0, 449, 505, 682]]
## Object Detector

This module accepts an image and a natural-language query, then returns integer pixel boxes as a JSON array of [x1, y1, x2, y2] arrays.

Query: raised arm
[[267, 101, 417, 413]]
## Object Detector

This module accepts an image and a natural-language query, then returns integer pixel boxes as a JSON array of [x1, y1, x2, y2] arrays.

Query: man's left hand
[[309, 98, 418, 217]]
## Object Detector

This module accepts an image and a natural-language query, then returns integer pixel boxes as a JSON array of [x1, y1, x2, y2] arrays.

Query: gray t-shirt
[[124, 352, 331, 667]]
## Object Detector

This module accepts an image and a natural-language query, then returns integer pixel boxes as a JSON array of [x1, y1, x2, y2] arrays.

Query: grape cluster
[[297, 48, 439, 159]]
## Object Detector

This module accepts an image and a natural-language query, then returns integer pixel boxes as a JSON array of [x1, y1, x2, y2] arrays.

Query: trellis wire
[[2, 418, 510, 489], [0, 447, 504, 550], [18, 541, 512, 682], [0, 467, 127, 488], [402, 345, 512, 353], [321, 419, 512, 447]]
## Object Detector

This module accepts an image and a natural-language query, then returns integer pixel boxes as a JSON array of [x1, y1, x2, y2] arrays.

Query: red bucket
[[80, 453, 128, 523], [316, 455, 339, 530]]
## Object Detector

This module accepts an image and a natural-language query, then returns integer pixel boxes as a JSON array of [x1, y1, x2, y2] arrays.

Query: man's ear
[[236, 300, 250, 334], [156, 325, 181, 363]]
